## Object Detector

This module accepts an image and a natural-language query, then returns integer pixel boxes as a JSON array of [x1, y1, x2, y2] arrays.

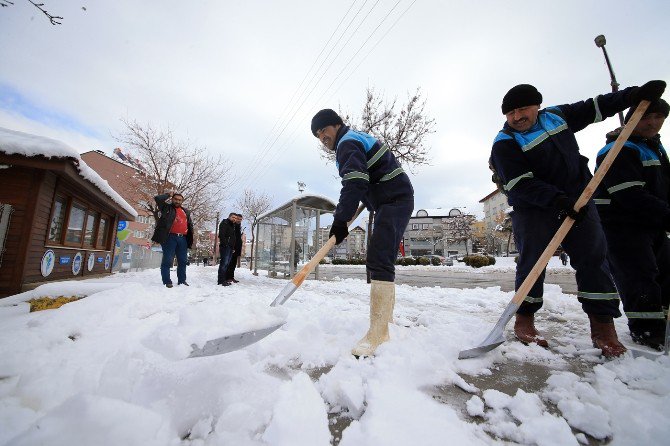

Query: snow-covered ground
[[1, 261, 668, 446]]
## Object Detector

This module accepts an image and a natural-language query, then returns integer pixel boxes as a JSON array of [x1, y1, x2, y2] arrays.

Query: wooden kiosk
[[0, 127, 137, 298]]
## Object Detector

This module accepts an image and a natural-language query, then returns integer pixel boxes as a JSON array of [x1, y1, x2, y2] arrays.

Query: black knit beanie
[[311, 109, 344, 136], [624, 98, 670, 123], [501, 84, 543, 114]]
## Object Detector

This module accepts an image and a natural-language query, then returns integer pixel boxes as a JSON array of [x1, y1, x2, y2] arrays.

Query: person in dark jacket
[[217, 213, 237, 286], [151, 192, 194, 287], [489, 80, 665, 358], [311, 109, 414, 357], [225, 213, 243, 283], [595, 97, 670, 350]]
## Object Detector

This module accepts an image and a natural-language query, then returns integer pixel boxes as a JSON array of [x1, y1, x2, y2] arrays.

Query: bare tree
[[235, 189, 272, 270], [494, 211, 514, 256], [321, 86, 436, 170], [444, 213, 476, 255], [1, 0, 63, 25], [114, 118, 233, 232]]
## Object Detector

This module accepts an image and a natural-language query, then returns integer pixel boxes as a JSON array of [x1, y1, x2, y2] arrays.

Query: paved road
[[315, 265, 578, 295]]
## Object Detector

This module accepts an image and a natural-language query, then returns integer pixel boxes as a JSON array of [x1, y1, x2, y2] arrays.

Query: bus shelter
[[254, 195, 336, 279]]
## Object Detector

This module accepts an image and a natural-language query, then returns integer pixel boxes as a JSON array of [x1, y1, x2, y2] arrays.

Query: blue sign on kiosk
[[59, 256, 71, 265], [117, 221, 127, 231]]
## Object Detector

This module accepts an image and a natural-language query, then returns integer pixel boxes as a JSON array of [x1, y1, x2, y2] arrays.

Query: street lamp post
[[594, 34, 624, 126]]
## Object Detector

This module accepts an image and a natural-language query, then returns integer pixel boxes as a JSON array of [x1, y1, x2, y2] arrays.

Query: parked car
[[426, 255, 453, 266]]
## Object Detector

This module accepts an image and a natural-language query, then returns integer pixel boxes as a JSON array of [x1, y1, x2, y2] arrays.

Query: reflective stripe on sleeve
[[607, 181, 645, 194], [379, 167, 404, 182], [367, 144, 388, 168], [504, 172, 534, 191], [343, 171, 370, 182], [593, 96, 603, 123]]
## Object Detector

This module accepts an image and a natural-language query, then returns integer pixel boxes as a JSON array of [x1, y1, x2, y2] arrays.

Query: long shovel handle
[[510, 100, 650, 308], [271, 203, 366, 306]]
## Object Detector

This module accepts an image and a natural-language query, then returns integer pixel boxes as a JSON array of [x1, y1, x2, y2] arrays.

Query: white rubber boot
[[352, 280, 395, 357]]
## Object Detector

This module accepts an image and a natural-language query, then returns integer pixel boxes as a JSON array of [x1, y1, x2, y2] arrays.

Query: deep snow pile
[[0, 263, 668, 446]]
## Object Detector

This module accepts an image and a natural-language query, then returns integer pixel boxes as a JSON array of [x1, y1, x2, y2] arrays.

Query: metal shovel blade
[[458, 330, 506, 359], [458, 301, 519, 359], [188, 321, 286, 358]]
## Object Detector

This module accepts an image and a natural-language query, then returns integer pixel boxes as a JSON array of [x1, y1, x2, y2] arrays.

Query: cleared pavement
[[315, 264, 578, 295]]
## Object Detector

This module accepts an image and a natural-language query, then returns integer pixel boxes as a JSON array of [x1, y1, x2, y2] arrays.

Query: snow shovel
[[189, 204, 366, 358], [458, 100, 651, 360]]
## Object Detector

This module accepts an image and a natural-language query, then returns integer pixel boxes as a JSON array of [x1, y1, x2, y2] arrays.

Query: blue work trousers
[[367, 199, 414, 282], [161, 233, 188, 285], [512, 204, 621, 317]]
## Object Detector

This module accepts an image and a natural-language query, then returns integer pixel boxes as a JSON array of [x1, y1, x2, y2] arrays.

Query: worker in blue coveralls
[[311, 109, 414, 357], [489, 80, 665, 358], [595, 96, 669, 351]]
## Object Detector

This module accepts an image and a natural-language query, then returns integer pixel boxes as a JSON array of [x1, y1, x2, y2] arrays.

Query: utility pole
[[594, 34, 624, 126]]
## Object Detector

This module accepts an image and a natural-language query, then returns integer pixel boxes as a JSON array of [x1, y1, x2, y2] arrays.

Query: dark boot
[[514, 313, 549, 347], [589, 314, 627, 358], [629, 319, 666, 351]]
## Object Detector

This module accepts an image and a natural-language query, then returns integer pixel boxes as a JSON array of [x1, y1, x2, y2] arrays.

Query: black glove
[[631, 80, 666, 104], [329, 220, 349, 245], [553, 195, 587, 222]]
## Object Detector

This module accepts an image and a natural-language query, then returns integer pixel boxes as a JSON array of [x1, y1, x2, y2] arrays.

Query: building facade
[[479, 189, 516, 255], [403, 208, 474, 258], [80, 149, 161, 271]]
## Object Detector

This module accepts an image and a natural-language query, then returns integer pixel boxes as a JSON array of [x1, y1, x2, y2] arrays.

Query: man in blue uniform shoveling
[[489, 80, 665, 357], [311, 109, 414, 357]]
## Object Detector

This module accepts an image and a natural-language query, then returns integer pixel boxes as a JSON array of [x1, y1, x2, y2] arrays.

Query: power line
[[237, 0, 366, 187], [244, 1, 417, 189], [327, 0, 418, 102]]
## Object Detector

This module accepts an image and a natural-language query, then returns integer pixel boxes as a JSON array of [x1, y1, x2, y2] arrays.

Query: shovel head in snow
[[189, 321, 286, 358], [458, 301, 518, 359], [459, 101, 651, 360]]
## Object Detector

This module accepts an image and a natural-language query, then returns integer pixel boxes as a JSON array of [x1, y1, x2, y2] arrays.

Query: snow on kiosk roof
[[0, 127, 136, 218]]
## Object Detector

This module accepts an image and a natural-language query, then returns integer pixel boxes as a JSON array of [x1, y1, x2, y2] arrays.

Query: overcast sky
[[1, 0, 669, 223]]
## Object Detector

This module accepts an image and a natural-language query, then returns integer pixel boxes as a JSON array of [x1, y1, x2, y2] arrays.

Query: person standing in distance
[[151, 192, 194, 287], [225, 213, 243, 283], [489, 80, 665, 357], [311, 109, 414, 357], [217, 213, 237, 286], [595, 97, 670, 350]]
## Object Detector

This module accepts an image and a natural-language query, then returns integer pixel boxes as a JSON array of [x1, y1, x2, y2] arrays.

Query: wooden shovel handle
[[511, 100, 650, 306], [291, 204, 366, 288]]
